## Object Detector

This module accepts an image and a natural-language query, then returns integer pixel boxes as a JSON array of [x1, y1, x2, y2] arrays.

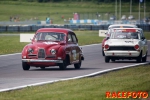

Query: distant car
[[22, 28, 84, 70], [104, 28, 148, 63], [101, 24, 138, 56]]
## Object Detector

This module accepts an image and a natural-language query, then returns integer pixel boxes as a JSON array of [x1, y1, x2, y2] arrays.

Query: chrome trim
[[22, 59, 63, 63]]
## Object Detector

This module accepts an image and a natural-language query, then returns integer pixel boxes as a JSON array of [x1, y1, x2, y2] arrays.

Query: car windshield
[[34, 32, 66, 41], [111, 30, 140, 39]]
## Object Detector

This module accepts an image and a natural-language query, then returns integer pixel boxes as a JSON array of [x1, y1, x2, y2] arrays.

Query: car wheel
[[74, 60, 82, 69], [59, 59, 67, 70], [102, 49, 105, 56], [40, 67, 45, 69], [22, 62, 30, 70], [142, 53, 147, 62], [111, 59, 115, 62], [105, 56, 110, 63], [136, 52, 142, 63]]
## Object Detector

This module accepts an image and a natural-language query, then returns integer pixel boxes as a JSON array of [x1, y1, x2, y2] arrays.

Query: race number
[[72, 50, 76, 60]]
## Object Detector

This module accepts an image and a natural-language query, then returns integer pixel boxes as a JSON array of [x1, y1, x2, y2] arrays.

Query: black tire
[[59, 59, 67, 70], [136, 52, 142, 63], [111, 59, 115, 62], [102, 49, 105, 56], [40, 67, 45, 69], [74, 60, 82, 69], [105, 56, 110, 63], [22, 62, 30, 70], [142, 53, 147, 62]]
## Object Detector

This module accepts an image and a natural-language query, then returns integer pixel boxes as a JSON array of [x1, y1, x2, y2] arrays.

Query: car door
[[71, 32, 80, 63], [67, 32, 74, 63], [140, 31, 148, 56]]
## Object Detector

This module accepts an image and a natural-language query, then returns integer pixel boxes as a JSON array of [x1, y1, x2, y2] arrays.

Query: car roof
[[111, 28, 142, 32], [36, 28, 73, 34], [108, 24, 137, 28], [112, 28, 142, 30]]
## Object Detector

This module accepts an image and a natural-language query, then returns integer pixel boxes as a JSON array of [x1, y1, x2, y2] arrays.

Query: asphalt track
[[0, 43, 150, 91]]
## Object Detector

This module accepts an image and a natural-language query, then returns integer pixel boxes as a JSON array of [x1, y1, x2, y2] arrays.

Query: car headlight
[[28, 48, 34, 54], [51, 49, 56, 55]]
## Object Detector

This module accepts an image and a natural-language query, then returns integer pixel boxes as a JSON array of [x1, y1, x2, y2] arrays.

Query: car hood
[[105, 39, 140, 46], [29, 41, 62, 50]]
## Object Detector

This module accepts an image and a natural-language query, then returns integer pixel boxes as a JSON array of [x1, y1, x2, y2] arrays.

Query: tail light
[[104, 44, 109, 50], [134, 45, 139, 50]]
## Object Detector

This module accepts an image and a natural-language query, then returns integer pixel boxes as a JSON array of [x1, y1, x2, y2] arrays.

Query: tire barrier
[[19, 25, 31, 32], [0, 24, 150, 32], [7, 25, 19, 32], [32, 25, 44, 31], [0, 26, 7, 32]]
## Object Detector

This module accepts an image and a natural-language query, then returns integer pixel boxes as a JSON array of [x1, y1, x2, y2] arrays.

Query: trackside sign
[[20, 34, 34, 42], [99, 30, 107, 37]]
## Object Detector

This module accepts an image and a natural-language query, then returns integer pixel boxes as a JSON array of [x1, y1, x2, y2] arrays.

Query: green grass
[[77, 31, 103, 45], [0, 1, 150, 23], [0, 35, 27, 55], [0, 65, 149, 100]]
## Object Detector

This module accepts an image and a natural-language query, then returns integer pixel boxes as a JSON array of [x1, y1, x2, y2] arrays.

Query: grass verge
[[0, 31, 103, 55], [0, 65, 149, 100], [0, 31, 150, 55]]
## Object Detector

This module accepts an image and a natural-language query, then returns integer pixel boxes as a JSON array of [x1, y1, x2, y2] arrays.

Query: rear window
[[109, 26, 137, 29], [110, 29, 140, 39]]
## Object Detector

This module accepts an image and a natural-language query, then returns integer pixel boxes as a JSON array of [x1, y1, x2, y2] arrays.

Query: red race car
[[22, 28, 84, 70]]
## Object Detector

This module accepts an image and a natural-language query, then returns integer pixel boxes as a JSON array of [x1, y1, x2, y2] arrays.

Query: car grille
[[38, 49, 45, 58], [108, 46, 135, 51]]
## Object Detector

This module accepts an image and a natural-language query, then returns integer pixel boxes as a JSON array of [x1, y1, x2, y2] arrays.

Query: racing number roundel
[[72, 50, 76, 60]]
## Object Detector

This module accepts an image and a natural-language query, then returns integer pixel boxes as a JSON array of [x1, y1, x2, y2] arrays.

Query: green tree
[[37, 0, 43, 2]]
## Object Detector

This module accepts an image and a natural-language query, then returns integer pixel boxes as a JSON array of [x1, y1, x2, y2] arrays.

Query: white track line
[[0, 62, 149, 92], [0, 53, 21, 57]]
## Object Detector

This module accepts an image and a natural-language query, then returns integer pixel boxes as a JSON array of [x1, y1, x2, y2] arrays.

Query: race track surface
[[0, 43, 150, 90]]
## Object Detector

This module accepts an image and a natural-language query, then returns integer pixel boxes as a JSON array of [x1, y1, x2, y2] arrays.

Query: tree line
[[40, 0, 147, 3], [8, 0, 148, 3]]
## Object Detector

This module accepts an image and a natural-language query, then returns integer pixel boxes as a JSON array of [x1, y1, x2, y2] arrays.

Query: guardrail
[[0, 24, 150, 32]]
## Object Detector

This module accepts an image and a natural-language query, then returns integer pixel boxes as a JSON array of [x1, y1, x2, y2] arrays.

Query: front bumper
[[104, 51, 140, 57], [22, 59, 63, 63]]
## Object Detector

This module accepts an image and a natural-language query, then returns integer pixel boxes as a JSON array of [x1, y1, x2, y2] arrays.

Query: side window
[[72, 34, 77, 43], [141, 30, 144, 37], [138, 31, 143, 39], [68, 33, 73, 42]]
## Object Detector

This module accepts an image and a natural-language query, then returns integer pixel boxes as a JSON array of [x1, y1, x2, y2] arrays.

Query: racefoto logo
[[106, 91, 149, 99]]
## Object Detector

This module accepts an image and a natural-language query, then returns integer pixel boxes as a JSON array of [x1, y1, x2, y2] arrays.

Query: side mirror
[[105, 32, 108, 35], [30, 37, 33, 41], [141, 37, 145, 40], [106, 37, 109, 40]]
